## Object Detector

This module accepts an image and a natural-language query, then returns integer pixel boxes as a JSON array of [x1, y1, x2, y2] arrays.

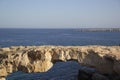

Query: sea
[[0, 28, 120, 47], [0, 28, 120, 80]]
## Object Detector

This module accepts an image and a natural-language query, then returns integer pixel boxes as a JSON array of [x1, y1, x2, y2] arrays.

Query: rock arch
[[0, 46, 120, 80]]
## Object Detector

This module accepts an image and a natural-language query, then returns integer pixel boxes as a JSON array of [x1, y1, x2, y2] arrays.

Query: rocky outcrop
[[0, 46, 120, 79]]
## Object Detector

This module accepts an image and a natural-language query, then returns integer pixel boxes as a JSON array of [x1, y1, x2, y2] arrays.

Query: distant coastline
[[0, 28, 120, 32], [74, 28, 120, 32]]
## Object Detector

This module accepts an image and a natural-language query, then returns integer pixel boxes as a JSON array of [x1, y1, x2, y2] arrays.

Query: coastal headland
[[0, 46, 120, 80], [74, 28, 120, 32]]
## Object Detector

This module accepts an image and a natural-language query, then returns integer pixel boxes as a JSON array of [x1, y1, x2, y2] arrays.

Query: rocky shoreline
[[0, 46, 120, 80]]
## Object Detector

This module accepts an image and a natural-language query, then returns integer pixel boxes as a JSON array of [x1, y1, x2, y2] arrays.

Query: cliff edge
[[0, 46, 120, 80]]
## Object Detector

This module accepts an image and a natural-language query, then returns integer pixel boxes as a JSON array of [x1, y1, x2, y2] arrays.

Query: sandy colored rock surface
[[0, 46, 120, 78]]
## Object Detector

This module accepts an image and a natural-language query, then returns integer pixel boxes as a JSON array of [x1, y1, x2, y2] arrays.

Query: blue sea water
[[0, 28, 120, 47]]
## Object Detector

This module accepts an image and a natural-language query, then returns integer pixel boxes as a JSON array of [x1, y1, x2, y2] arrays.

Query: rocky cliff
[[0, 46, 120, 80]]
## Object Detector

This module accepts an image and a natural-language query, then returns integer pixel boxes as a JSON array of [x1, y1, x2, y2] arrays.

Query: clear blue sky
[[0, 0, 120, 28]]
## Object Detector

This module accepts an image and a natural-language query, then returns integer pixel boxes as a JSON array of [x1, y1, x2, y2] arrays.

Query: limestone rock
[[0, 46, 120, 79], [0, 48, 10, 52], [0, 77, 6, 80], [0, 66, 7, 77]]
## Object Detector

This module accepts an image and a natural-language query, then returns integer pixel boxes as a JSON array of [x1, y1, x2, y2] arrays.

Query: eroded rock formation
[[0, 46, 120, 80]]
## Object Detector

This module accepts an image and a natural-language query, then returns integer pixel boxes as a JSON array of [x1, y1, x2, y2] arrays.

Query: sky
[[0, 0, 120, 28]]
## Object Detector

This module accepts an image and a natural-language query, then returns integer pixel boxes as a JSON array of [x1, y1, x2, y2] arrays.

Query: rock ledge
[[0, 46, 120, 79]]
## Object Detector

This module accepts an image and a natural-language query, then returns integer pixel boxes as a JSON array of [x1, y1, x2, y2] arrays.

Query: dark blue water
[[0, 28, 120, 47]]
